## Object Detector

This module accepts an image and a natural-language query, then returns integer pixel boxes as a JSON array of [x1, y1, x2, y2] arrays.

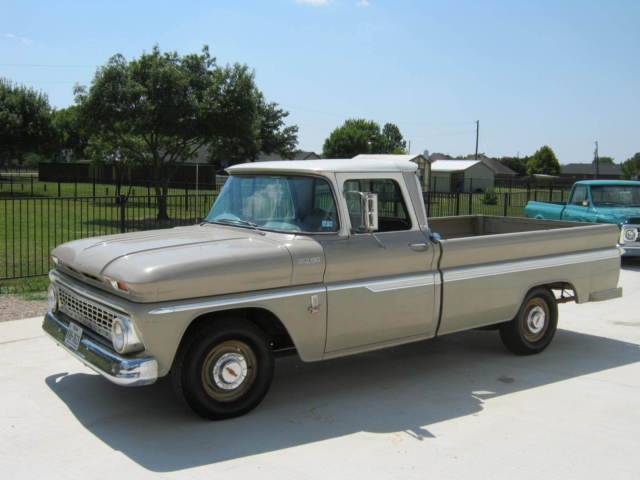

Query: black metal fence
[[424, 188, 569, 218], [1, 193, 217, 281], [0, 173, 224, 198], [1, 187, 571, 281]]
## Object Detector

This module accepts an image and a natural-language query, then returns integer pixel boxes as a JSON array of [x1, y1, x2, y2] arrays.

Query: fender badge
[[308, 294, 320, 314]]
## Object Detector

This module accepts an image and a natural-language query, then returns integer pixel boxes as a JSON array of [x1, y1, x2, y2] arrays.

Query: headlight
[[47, 284, 58, 312], [111, 316, 144, 354], [623, 227, 638, 243], [112, 318, 126, 353]]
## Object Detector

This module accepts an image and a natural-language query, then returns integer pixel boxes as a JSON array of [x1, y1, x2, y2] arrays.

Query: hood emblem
[[298, 257, 322, 265]]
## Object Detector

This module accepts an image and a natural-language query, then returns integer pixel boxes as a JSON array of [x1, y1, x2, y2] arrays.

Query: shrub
[[483, 188, 498, 205]]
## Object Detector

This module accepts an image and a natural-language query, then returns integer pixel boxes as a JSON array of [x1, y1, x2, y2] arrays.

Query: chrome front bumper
[[42, 311, 158, 386], [619, 245, 640, 257]]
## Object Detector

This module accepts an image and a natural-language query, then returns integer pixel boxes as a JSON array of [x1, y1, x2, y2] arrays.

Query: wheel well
[[528, 282, 578, 304], [179, 308, 295, 352]]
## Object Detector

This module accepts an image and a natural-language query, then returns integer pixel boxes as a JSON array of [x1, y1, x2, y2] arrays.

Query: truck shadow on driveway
[[45, 328, 639, 472]]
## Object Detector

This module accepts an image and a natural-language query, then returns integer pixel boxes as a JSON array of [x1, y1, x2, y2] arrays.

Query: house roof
[[482, 157, 517, 176], [426, 156, 513, 175], [227, 159, 418, 175], [562, 163, 622, 175], [430, 159, 481, 172]]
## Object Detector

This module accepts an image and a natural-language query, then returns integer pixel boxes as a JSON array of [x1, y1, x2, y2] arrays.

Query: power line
[[0, 63, 95, 68]]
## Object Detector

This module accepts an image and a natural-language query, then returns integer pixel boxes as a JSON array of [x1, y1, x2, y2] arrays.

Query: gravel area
[[0, 295, 49, 322]]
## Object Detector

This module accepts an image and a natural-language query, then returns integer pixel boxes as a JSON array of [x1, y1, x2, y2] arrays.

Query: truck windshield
[[205, 174, 339, 233], [590, 185, 640, 207]]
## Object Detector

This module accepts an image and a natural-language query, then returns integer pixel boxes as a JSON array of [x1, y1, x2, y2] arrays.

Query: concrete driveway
[[1, 262, 639, 479]]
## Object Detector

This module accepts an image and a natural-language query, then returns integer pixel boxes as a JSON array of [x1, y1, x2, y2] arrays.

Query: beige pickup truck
[[43, 159, 623, 419]]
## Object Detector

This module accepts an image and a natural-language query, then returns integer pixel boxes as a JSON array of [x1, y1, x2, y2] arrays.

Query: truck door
[[562, 185, 591, 221], [318, 173, 439, 354]]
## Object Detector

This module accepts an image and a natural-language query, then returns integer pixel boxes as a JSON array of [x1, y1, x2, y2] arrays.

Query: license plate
[[64, 322, 83, 351]]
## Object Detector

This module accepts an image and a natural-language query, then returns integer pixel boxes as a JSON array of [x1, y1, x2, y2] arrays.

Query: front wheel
[[500, 287, 558, 355], [172, 318, 274, 420]]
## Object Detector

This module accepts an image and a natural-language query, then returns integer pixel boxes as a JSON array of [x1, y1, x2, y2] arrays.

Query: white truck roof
[[227, 159, 419, 175]]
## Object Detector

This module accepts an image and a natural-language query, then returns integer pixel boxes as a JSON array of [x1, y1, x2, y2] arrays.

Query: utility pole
[[474, 120, 480, 160], [594, 141, 599, 179]]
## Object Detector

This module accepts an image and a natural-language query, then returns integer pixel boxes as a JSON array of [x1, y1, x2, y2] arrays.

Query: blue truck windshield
[[590, 185, 640, 207]]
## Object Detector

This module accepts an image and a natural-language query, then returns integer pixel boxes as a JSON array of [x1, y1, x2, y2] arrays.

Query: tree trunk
[[156, 193, 170, 221]]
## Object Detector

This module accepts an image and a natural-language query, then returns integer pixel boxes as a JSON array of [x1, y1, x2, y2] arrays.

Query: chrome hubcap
[[212, 353, 248, 390], [527, 306, 546, 334], [201, 340, 257, 402]]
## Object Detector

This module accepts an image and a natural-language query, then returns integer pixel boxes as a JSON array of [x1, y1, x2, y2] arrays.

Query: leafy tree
[[594, 156, 615, 165], [75, 45, 297, 220], [323, 119, 406, 158], [621, 152, 640, 179], [526, 145, 560, 176], [209, 93, 298, 167], [0, 78, 56, 165], [382, 123, 407, 153], [497, 156, 528, 176], [52, 105, 89, 161]]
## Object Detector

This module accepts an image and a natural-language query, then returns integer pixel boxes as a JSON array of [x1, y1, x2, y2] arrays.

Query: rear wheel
[[500, 288, 558, 355], [172, 318, 274, 420]]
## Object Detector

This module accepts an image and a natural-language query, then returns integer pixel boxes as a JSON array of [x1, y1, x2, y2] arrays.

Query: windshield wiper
[[207, 218, 266, 235], [215, 218, 258, 227]]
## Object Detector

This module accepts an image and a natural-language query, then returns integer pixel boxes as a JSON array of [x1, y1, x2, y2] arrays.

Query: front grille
[[58, 285, 123, 339]]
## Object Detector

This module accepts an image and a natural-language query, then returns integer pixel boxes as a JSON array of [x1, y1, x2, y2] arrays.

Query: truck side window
[[571, 186, 588, 206], [344, 179, 411, 232]]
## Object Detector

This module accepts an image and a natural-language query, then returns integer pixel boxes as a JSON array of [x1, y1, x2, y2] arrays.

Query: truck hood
[[52, 225, 294, 302]]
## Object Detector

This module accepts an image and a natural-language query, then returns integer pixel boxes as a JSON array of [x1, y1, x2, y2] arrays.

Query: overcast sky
[[1, 0, 638, 164]]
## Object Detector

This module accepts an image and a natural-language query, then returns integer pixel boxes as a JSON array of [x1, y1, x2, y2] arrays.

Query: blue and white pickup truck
[[525, 180, 640, 255]]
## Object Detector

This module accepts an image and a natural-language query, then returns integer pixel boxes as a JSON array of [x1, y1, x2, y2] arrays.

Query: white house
[[430, 159, 494, 193]]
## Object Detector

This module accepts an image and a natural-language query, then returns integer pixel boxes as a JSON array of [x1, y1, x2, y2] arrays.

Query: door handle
[[409, 242, 428, 252]]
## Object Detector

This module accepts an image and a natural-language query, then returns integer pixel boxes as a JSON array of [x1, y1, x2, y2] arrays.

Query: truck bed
[[429, 215, 621, 335], [429, 215, 586, 239]]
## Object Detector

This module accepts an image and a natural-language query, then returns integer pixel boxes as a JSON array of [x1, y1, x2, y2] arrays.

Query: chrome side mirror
[[345, 191, 378, 233]]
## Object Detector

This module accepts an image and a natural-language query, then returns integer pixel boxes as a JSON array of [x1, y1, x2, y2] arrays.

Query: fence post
[[30, 176, 34, 196], [455, 192, 460, 216], [92, 170, 96, 196], [548, 184, 553, 202], [468, 192, 473, 215], [57, 180, 61, 197], [426, 192, 432, 217], [9, 175, 13, 195], [185, 187, 189, 210], [119, 195, 126, 233], [503, 193, 509, 216]]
